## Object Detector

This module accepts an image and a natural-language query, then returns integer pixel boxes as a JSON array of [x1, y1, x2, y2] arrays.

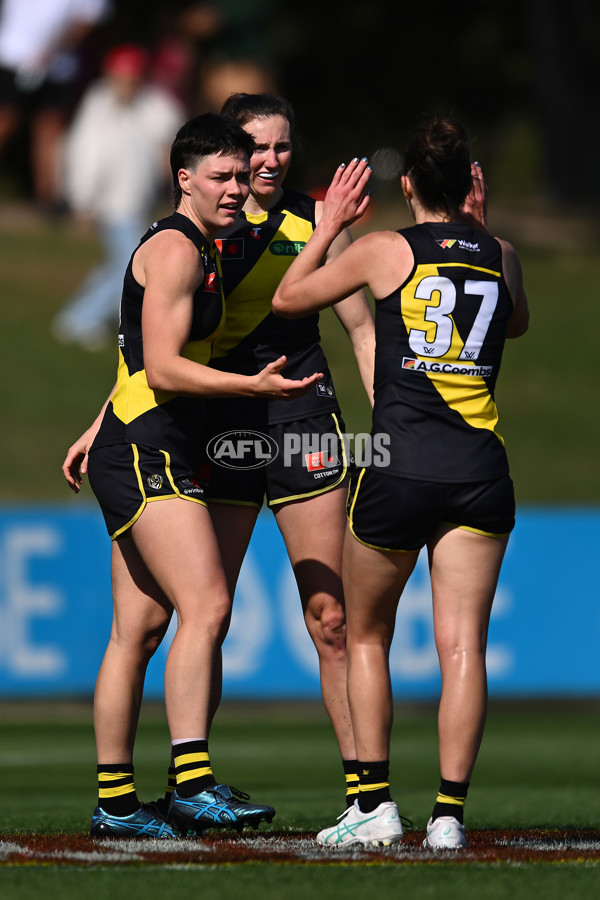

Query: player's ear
[[178, 168, 191, 196], [400, 174, 412, 201]]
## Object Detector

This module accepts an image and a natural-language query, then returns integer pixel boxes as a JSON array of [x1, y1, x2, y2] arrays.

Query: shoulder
[[355, 229, 412, 258], [138, 226, 204, 286]]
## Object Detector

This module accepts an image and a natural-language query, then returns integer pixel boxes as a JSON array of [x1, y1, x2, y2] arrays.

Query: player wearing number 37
[[272, 117, 529, 850]]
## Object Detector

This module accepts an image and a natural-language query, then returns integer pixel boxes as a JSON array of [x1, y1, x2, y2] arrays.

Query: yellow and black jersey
[[372, 222, 514, 482], [92, 212, 225, 466], [212, 187, 339, 424]]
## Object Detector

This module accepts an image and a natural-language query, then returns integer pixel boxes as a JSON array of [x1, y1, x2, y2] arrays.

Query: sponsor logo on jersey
[[250, 227, 261, 240], [207, 430, 279, 470], [436, 238, 480, 252], [316, 382, 335, 398], [204, 272, 218, 292], [118, 334, 124, 347], [305, 451, 339, 472], [147, 474, 163, 490], [215, 238, 244, 259], [402, 356, 492, 377], [270, 240, 306, 256]]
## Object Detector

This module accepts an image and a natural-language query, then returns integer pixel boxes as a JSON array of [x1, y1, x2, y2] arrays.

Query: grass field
[[1, 700, 599, 897], [1, 202, 599, 897], [0, 202, 599, 503]]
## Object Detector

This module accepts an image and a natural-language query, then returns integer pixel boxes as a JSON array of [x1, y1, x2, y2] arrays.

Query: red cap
[[104, 45, 149, 77]]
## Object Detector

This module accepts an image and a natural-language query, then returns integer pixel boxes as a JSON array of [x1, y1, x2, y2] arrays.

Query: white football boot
[[317, 800, 404, 847], [422, 815, 468, 849]]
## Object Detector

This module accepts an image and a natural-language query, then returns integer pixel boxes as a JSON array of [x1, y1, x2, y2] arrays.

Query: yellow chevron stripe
[[98, 784, 136, 799], [173, 752, 210, 766], [359, 782, 389, 792], [176, 767, 213, 783], [436, 792, 466, 806]]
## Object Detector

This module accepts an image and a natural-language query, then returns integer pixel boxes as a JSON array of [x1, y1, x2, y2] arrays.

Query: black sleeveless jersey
[[372, 222, 514, 482], [211, 187, 339, 424], [92, 212, 225, 466]]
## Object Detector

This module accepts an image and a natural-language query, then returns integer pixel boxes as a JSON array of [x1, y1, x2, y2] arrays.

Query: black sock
[[343, 759, 360, 808], [172, 740, 216, 798], [97, 764, 140, 816], [431, 778, 470, 824], [357, 760, 391, 813], [162, 764, 176, 805]]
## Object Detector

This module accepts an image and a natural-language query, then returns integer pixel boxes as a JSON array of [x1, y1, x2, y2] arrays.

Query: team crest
[[147, 474, 163, 490]]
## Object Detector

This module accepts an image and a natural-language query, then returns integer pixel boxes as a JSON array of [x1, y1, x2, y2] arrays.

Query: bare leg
[[94, 537, 172, 763], [428, 525, 508, 782], [274, 488, 355, 759], [209, 503, 260, 598], [342, 529, 419, 761], [130, 498, 232, 740], [207, 502, 259, 723]]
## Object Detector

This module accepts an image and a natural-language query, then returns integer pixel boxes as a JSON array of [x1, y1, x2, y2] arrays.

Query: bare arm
[[498, 239, 529, 338], [314, 204, 375, 405], [272, 158, 373, 317], [137, 229, 322, 398]]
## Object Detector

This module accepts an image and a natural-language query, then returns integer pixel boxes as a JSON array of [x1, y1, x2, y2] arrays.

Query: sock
[[172, 739, 217, 798], [163, 764, 176, 805], [343, 759, 360, 807], [357, 759, 391, 813], [431, 778, 470, 824], [97, 764, 140, 816]]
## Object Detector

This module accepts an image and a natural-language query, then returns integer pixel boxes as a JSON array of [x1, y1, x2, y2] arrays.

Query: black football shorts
[[87, 442, 207, 539], [203, 412, 351, 508], [347, 467, 515, 552]]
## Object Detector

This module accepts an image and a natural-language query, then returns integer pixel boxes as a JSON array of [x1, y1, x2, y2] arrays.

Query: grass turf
[[1, 701, 598, 897]]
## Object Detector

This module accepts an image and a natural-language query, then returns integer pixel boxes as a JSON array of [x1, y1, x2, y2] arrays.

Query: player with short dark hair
[[273, 116, 529, 850], [63, 112, 323, 838], [203, 93, 376, 809]]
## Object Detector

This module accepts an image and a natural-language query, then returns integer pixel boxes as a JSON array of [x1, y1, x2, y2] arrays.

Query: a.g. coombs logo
[[207, 430, 279, 470], [402, 357, 493, 377]]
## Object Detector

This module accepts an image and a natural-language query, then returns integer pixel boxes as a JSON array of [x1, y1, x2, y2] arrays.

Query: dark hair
[[220, 92, 295, 137], [170, 112, 255, 207], [403, 117, 472, 219]]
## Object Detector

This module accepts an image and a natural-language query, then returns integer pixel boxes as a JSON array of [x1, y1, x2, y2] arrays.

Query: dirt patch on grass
[[2, 829, 599, 867]]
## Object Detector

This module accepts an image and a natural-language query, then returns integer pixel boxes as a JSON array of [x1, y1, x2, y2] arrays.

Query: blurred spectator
[[52, 43, 184, 351], [0, 0, 111, 211]]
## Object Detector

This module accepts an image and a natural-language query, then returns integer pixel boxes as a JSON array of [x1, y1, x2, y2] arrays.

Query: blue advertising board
[[0, 505, 598, 698]]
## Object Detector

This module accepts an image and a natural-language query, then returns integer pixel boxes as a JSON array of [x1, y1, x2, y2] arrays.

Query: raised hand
[[461, 161, 489, 232], [321, 157, 372, 232]]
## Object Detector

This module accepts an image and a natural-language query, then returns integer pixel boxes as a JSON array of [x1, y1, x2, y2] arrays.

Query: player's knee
[[305, 597, 346, 650]]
